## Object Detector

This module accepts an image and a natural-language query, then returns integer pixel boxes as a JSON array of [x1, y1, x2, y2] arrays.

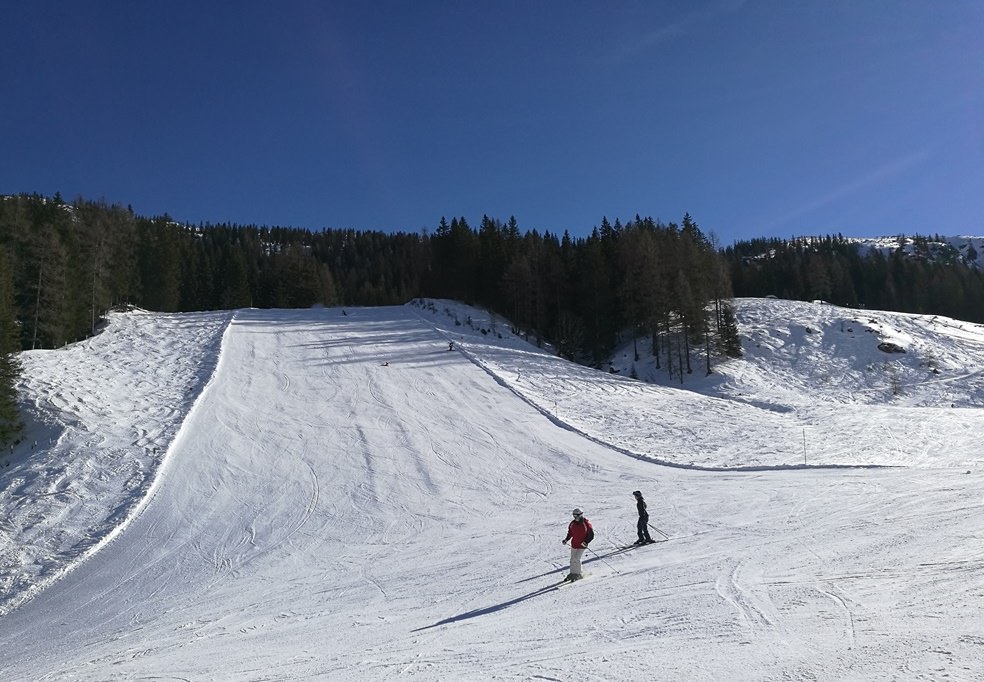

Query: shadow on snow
[[412, 547, 641, 631]]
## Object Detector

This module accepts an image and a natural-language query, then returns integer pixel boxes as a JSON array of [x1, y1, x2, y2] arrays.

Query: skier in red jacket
[[561, 507, 594, 581]]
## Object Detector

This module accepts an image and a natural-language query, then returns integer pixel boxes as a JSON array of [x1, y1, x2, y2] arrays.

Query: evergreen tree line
[[725, 235, 984, 323], [0, 193, 741, 445], [426, 213, 741, 374]]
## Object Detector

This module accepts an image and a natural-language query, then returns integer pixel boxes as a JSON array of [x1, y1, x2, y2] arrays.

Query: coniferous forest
[[0, 194, 741, 444], [4, 192, 984, 446], [724, 235, 984, 324]]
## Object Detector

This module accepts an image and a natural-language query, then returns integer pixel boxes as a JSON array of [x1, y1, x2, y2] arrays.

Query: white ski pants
[[569, 547, 585, 576]]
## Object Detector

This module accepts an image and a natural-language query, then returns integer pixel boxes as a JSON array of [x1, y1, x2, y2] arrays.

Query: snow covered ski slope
[[1, 300, 983, 680]]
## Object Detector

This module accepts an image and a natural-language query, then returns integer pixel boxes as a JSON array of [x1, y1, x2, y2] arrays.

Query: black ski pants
[[637, 514, 652, 542]]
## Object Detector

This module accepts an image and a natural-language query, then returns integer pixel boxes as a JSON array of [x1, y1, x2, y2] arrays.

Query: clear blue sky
[[2, 1, 981, 244]]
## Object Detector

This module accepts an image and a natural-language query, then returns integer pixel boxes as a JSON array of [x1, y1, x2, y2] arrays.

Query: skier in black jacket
[[633, 490, 654, 545]]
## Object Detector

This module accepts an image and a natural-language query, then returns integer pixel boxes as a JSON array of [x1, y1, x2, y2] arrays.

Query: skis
[[618, 540, 664, 550], [546, 535, 671, 589]]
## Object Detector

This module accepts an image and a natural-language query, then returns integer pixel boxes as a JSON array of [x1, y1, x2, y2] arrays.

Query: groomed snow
[[0, 298, 982, 680]]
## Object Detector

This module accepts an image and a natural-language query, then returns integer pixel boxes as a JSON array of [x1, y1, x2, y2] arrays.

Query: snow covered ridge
[[416, 297, 984, 469], [743, 234, 984, 269], [846, 235, 983, 267], [0, 309, 232, 616], [729, 297, 984, 407]]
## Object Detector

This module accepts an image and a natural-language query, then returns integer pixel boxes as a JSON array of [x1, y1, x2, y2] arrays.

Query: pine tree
[[26, 222, 71, 348], [718, 301, 743, 358], [0, 246, 22, 444], [136, 217, 182, 312]]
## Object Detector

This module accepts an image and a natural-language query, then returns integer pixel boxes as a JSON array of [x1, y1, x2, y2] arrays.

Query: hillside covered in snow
[[0, 297, 982, 680]]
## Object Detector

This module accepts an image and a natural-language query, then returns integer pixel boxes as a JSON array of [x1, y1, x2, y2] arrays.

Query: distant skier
[[632, 490, 654, 545], [448, 340, 454, 351], [561, 508, 594, 581]]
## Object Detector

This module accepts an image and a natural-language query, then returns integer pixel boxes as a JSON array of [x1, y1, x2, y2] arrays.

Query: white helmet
[[572, 508, 583, 517]]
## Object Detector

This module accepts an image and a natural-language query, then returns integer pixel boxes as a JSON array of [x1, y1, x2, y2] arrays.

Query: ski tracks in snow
[[814, 580, 858, 648], [714, 558, 782, 640]]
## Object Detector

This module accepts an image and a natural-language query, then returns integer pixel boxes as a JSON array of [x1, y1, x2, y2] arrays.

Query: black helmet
[[632, 490, 642, 497]]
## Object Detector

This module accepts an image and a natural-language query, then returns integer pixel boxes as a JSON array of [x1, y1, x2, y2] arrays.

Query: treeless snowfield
[[1, 299, 982, 681]]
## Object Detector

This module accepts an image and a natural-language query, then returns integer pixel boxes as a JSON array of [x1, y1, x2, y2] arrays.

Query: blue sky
[[2, 1, 981, 244]]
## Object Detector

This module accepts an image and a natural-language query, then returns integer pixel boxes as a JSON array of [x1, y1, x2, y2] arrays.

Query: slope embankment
[[0, 309, 232, 615]]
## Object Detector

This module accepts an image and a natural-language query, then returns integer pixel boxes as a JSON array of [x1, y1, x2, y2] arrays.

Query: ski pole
[[648, 523, 670, 540], [586, 545, 620, 575]]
